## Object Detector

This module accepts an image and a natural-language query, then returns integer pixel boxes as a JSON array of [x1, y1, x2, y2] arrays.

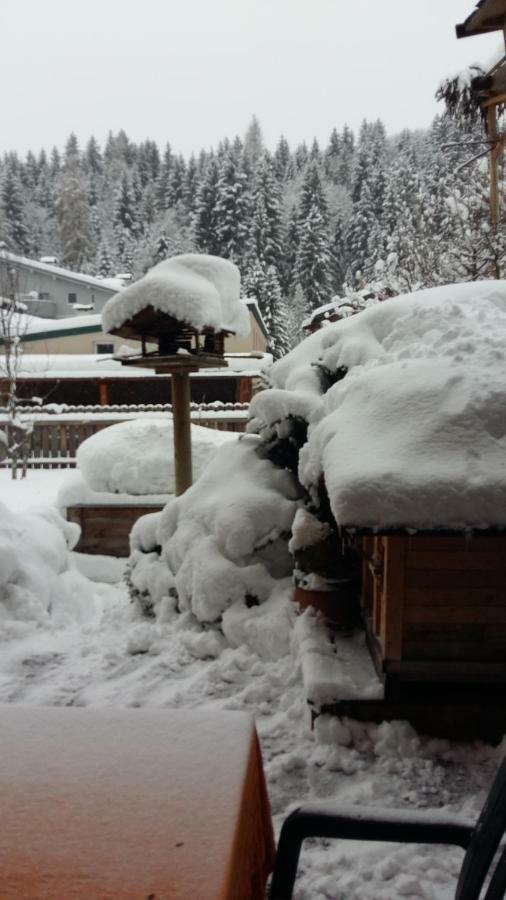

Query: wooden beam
[[99, 381, 109, 406], [171, 371, 193, 496], [381, 537, 407, 662], [486, 104, 501, 278]]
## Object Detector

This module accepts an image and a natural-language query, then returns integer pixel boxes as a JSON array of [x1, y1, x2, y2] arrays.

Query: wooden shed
[[310, 530, 506, 740], [360, 533, 506, 683]]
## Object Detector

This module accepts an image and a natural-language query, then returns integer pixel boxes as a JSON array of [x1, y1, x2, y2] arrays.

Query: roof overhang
[[456, 0, 506, 38]]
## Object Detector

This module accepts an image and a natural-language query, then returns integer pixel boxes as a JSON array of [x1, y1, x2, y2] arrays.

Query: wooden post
[[99, 381, 109, 406], [485, 103, 501, 278], [171, 371, 193, 495]]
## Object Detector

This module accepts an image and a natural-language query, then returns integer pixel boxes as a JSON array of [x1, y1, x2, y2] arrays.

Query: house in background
[[2, 300, 268, 357], [0, 252, 123, 317], [0, 300, 270, 407]]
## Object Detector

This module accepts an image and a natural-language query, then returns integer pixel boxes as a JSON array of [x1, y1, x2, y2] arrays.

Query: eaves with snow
[[263, 280, 506, 531]]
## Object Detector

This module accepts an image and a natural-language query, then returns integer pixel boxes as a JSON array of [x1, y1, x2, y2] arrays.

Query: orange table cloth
[[0, 705, 275, 899]]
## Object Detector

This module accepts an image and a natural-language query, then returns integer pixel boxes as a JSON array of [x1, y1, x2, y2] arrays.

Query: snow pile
[[270, 280, 506, 529], [75, 417, 237, 496], [0, 502, 93, 636], [101, 253, 251, 337], [128, 434, 301, 647]]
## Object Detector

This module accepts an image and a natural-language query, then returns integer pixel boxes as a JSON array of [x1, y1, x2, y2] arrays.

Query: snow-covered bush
[[126, 433, 301, 653], [0, 502, 89, 636], [76, 418, 237, 496], [128, 280, 506, 649]]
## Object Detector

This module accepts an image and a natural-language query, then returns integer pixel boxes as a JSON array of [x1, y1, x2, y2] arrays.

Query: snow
[[74, 417, 237, 496], [0, 467, 503, 898], [295, 611, 383, 706], [57, 469, 169, 508], [272, 280, 506, 529], [3, 278, 506, 898], [0, 500, 93, 639], [102, 253, 251, 337], [0, 468, 72, 511], [2, 311, 103, 338], [13, 352, 268, 379]]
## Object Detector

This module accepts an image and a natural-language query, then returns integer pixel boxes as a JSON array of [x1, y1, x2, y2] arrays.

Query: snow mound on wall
[[76, 418, 237, 495], [128, 435, 301, 642], [277, 279, 506, 529], [101, 253, 251, 337], [0, 502, 90, 636]]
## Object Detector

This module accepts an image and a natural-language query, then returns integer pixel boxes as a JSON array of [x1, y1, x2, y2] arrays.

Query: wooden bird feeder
[[108, 306, 230, 496]]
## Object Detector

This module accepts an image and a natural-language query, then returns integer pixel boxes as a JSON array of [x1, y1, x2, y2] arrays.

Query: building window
[[95, 342, 114, 355], [68, 292, 77, 304], [39, 292, 50, 300]]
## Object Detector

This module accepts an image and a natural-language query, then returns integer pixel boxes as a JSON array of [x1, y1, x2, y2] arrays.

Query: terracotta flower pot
[[293, 584, 359, 629]]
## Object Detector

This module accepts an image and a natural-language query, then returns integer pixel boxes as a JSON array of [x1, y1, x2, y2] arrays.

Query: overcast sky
[[0, 0, 499, 157]]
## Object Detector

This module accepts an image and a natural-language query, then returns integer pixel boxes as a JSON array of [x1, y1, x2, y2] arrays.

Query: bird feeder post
[[171, 370, 193, 496]]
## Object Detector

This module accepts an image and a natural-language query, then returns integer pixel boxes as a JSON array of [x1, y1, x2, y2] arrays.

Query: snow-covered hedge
[[76, 418, 237, 496], [127, 280, 506, 647]]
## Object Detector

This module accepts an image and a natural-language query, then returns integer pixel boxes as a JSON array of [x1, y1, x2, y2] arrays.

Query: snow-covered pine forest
[[1, 114, 505, 356]]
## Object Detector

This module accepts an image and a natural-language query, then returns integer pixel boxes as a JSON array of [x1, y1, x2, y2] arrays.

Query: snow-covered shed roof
[[12, 352, 272, 380], [269, 280, 506, 530], [0, 252, 123, 294], [0, 313, 103, 346], [302, 298, 359, 330], [102, 254, 251, 339], [456, 0, 506, 39]]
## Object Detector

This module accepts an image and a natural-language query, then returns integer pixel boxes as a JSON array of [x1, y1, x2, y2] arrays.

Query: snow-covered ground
[[0, 471, 502, 899]]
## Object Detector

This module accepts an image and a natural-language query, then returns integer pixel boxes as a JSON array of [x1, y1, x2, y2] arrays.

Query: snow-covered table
[[0, 705, 274, 899]]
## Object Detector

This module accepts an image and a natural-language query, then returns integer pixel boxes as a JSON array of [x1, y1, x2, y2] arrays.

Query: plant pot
[[293, 584, 359, 629]]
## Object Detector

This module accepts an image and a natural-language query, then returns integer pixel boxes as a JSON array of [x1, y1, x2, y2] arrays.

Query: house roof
[[1, 302, 268, 346], [0, 252, 123, 294], [9, 352, 272, 380], [456, 0, 506, 38]]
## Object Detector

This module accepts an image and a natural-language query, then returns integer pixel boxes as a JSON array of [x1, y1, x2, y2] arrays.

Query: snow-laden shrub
[[127, 435, 301, 643], [0, 502, 91, 637], [77, 418, 237, 496]]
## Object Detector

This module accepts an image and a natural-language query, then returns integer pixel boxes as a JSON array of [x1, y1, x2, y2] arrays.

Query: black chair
[[268, 754, 506, 900]]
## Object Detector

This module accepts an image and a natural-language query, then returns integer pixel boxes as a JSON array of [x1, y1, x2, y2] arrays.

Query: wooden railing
[[0, 408, 249, 469]]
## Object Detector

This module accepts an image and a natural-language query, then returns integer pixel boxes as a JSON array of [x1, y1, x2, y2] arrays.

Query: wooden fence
[[0, 412, 249, 469]]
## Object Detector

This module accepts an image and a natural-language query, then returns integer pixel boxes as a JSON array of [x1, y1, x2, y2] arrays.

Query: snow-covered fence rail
[[0, 408, 249, 469]]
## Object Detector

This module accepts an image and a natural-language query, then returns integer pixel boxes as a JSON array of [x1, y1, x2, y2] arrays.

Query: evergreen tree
[[1, 166, 30, 254], [298, 161, 328, 224], [214, 152, 250, 262], [55, 137, 92, 270], [273, 136, 292, 181], [156, 143, 173, 210], [193, 158, 221, 254], [114, 171, 137, 236], [324, 128, 342, 183], [295, 204, 332, 310], [346, 180, 378, 283], [266, 266, 291, 358], [243, 116, 264, 169], [165, 155, 186, 208], [97, 239, 114, 277], [247, 155, 284, 276]]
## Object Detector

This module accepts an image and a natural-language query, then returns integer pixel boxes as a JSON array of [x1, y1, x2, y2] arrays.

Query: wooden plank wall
[[403, 535, 506, 662], [67, 505, 164, 556]]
